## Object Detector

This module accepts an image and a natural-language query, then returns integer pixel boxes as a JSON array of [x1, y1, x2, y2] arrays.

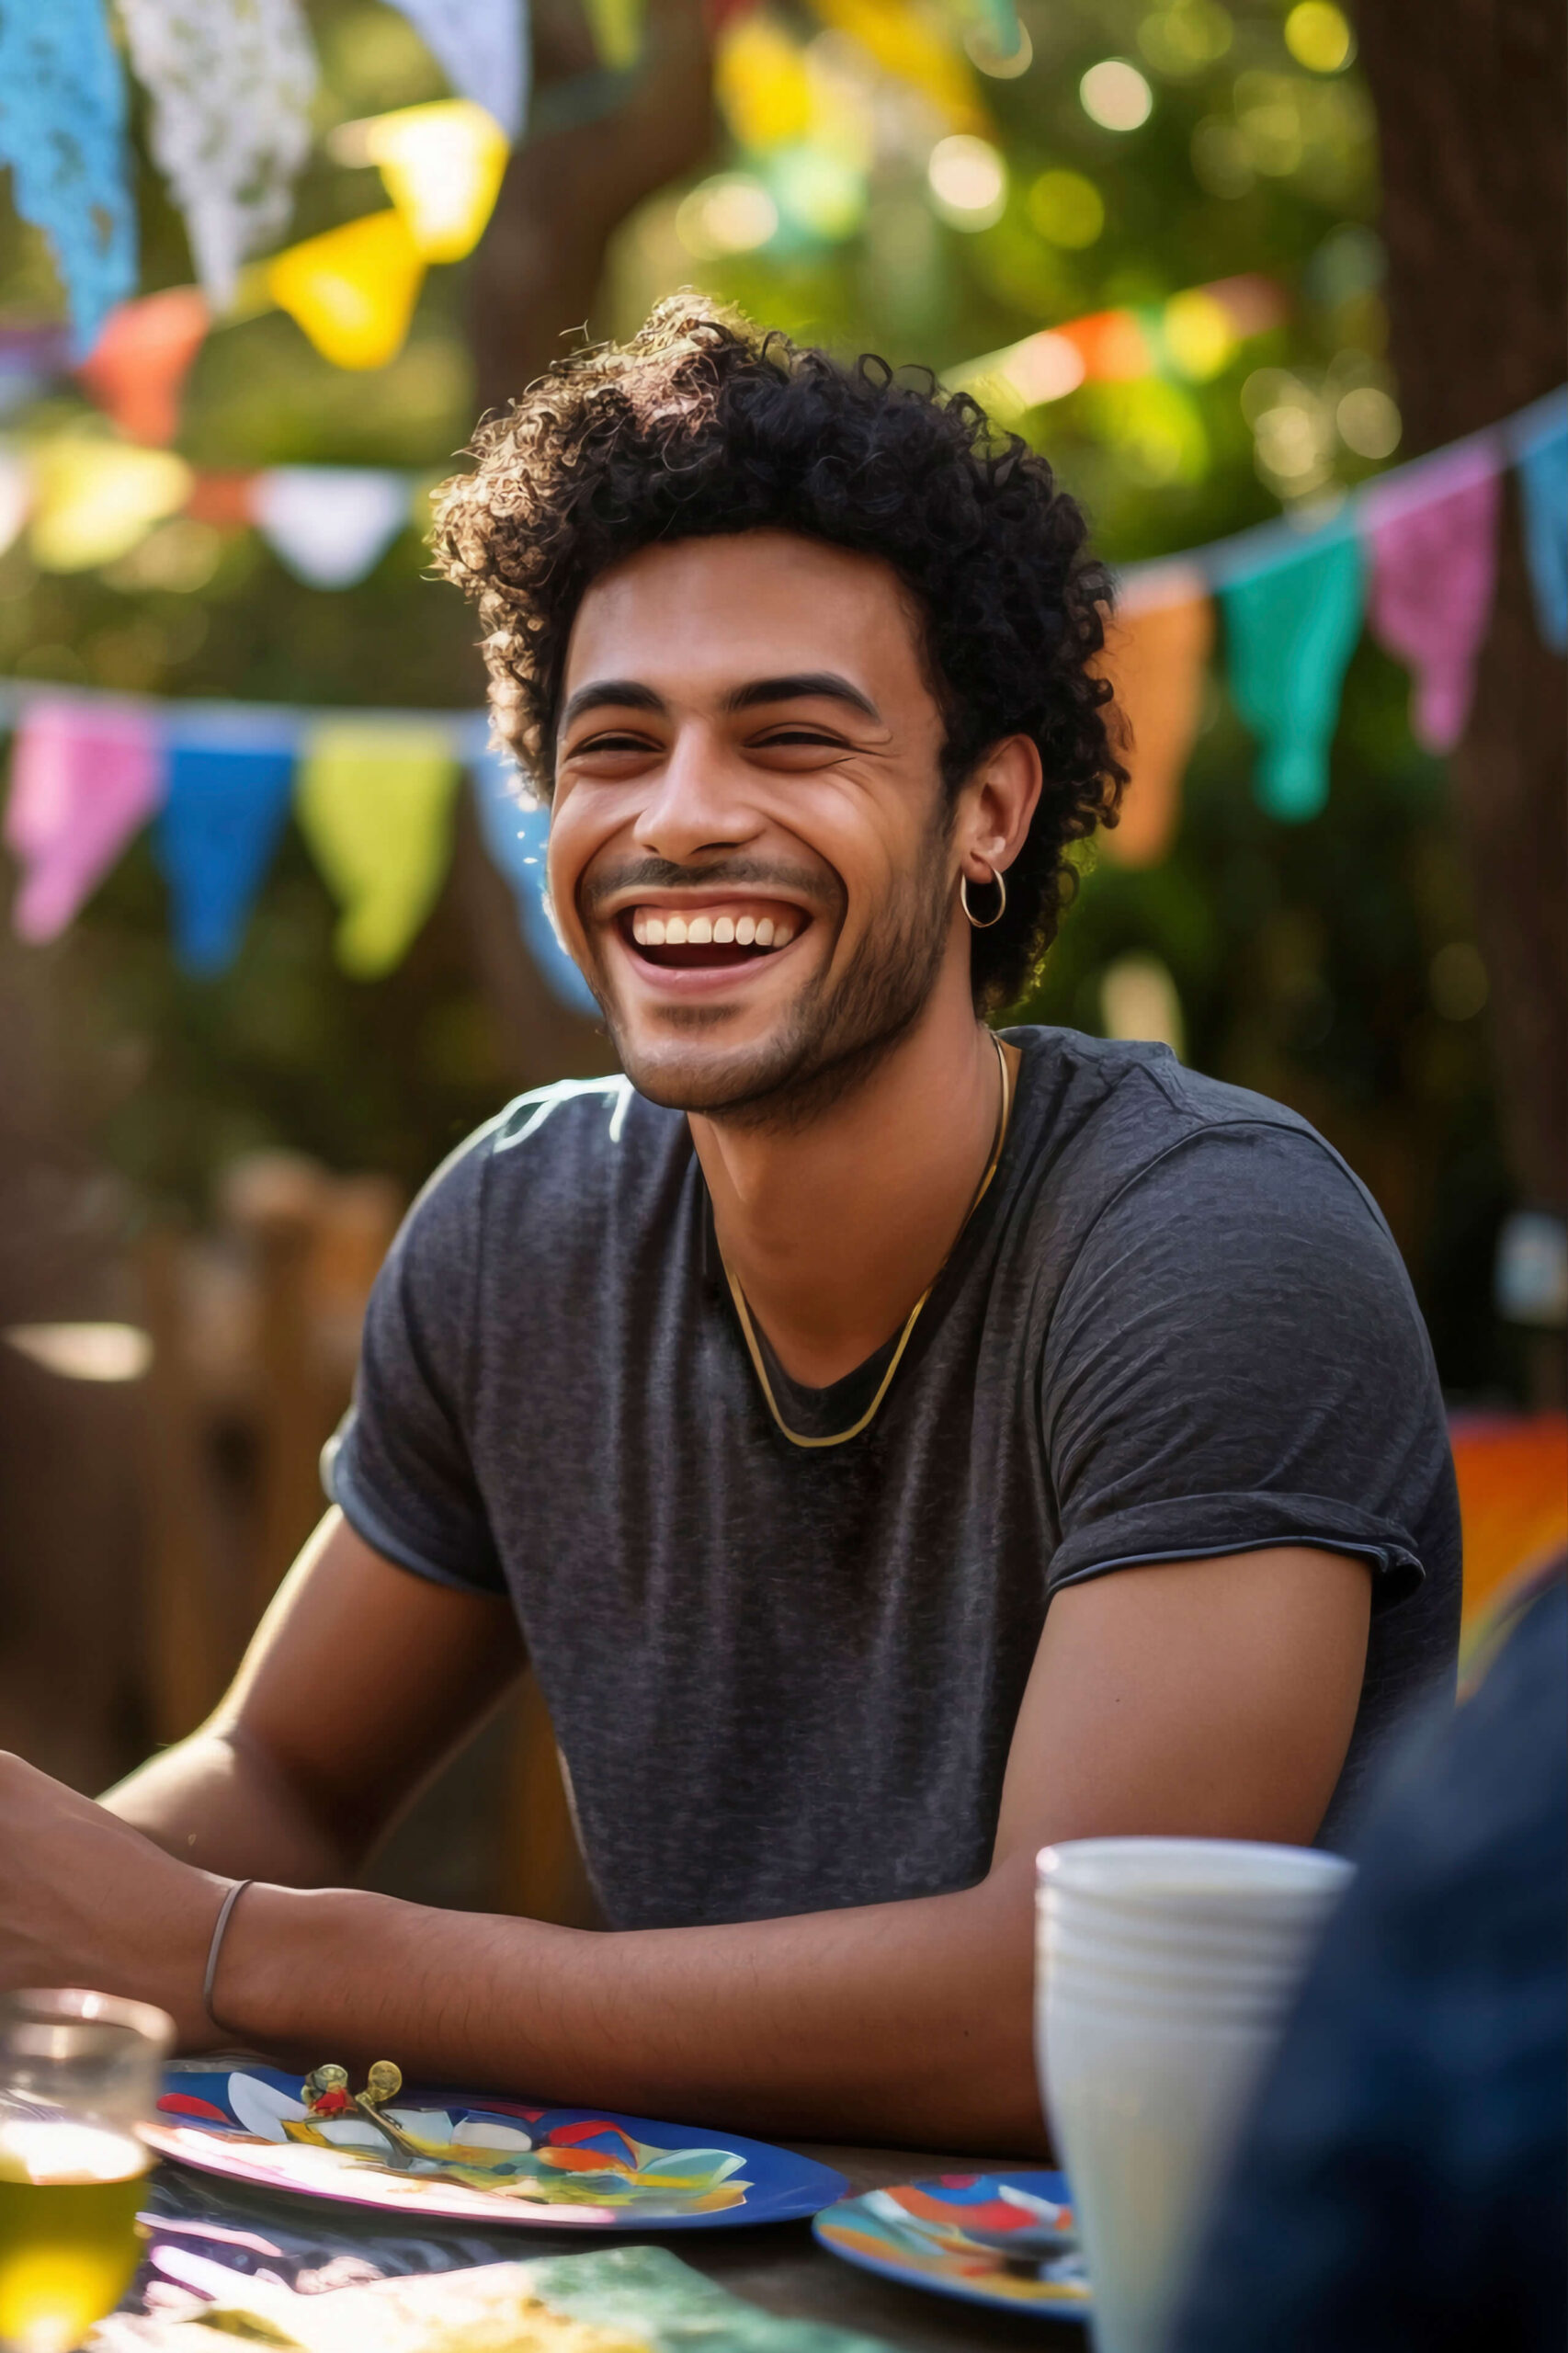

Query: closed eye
[[750, 728, 851, 748], [572, 730, 660, 755]]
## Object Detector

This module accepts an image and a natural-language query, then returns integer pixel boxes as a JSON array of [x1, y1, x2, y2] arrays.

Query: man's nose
[[631, 727, 761, 864]]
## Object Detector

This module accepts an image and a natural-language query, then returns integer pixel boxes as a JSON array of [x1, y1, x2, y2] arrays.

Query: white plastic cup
[[1036, 1837, 1353, 2353]]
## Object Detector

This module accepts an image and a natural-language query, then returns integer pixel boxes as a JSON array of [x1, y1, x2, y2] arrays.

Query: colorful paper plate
[[145, 2064, 846, 2232], [812, 2170, 1092, 2318]]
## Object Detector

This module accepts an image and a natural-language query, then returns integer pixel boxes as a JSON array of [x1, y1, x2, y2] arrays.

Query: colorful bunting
[[156, 731, 296, 972], [386, 1, 530, 144], [1099, 570, 1214, 867], [363, 102, 511, 265], [1365, 447, 1501, 754], [28, 437, 193, 572], [4, 696, 164, 939], [1221, 527, 1364, 823], [74, 287, 211, 448], [119, 0, 317, 311], [295, 722, 458, 975], [267, 212, 427, 373], [0, 3, 137, 359], [253, 468, 411, 588], [472, 745, 600, 1015], [1516, 419, 1567, 655]]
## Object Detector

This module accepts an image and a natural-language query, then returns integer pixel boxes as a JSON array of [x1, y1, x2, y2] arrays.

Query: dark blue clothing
[[1174, 1572, 1568, 2353]]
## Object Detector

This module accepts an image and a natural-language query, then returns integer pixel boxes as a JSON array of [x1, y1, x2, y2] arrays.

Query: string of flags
[[0, 386, 1561, 985]]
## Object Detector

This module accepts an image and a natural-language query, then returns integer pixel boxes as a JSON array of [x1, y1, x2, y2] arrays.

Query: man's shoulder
[[1012, 1025, 1365, 1201], [404, 1074, 688, 1245]]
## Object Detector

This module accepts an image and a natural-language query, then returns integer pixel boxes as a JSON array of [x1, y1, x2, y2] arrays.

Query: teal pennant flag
[[471, 744, 599, 1017], [1517, 420, 1567, 654], [1221, 529, 1364, 823], [157, 736, 297, 974], [0, 1, 138, 358]]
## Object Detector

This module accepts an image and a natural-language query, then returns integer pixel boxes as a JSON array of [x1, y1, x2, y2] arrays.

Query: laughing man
[[1, 305, 1459, 2152]]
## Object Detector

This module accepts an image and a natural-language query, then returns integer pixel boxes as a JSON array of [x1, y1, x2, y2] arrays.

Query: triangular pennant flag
[[1517, 421, 1567, 654], [28, 438, 194, 572], [471, 746, 599, 1015], [296, 722, 458, 975], [5, 697, 166, 941], [119, 0, 317, 311], [1098, 569, 1214, 867], [1221, 528, 1364, 822], [385, 1, 530, 145], [267, 212, 427, 372], [1364, 448, 1501, 754], [74, 286, 211, 447], [0, 3, 138, 359], [363, 102, 511, 264], [0, 449, 28, 558], [253, 468, 411, 588], [156, 733, 297, 972]]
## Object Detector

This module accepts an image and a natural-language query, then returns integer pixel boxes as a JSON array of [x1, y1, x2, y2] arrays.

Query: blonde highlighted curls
[[432, 297, 1126, 1009]]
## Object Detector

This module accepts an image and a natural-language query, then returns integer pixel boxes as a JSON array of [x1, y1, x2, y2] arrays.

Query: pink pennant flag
[[1364, 446, 1502, 754], [5, 697, 166, 941]]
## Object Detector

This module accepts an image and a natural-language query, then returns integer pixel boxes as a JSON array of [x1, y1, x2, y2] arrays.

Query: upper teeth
[[632, 910, 795, 950]]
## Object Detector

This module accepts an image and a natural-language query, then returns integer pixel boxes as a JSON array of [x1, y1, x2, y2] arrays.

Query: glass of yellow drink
[[0, 1990, 175, 2353]]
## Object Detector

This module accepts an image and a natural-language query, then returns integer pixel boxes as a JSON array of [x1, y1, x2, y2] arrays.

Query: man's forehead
[[562, 529, 926, 700]]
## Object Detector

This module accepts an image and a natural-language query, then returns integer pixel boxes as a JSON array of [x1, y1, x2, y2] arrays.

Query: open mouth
[[618, 902, 807, 972]]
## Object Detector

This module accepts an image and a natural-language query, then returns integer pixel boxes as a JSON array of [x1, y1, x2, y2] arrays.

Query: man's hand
[[0, 1751, 226, 2046]]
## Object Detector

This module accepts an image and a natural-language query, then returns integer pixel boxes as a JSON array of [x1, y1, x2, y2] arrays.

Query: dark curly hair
[[432, 296, 1126, 1008]]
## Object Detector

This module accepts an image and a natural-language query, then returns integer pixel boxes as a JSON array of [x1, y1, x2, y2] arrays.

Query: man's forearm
[[102, 1725, 354, 1888], [218, 1860, 1042, 2152]]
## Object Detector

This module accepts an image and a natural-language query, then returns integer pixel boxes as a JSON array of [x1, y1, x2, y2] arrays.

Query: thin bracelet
[[201, 1878, 254, 2035]]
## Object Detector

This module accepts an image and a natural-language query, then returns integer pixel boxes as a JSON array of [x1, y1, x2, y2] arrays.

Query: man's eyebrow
[[722, 673, 881, 722], [560, 679, 667, 729]]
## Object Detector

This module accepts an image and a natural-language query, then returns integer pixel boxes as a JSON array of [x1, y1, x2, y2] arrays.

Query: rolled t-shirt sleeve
[[1042, 1120, 1442, 1606], [324, 1129, 506, 1597]]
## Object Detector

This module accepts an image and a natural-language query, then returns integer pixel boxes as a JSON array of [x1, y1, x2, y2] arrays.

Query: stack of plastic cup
[[1036, 1837, 1355, 2353]]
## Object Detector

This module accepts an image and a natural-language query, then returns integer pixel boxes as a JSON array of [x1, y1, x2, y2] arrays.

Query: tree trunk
[[1353, 0, 1567, 1238]]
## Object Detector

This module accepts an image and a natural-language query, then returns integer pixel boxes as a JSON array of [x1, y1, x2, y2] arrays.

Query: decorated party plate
[[144, 2063, 846, 2231], [813, 2171, 1091, 2318]]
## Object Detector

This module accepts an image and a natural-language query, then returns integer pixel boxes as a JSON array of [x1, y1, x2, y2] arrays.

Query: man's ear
[[958, 735, 1043, 886]]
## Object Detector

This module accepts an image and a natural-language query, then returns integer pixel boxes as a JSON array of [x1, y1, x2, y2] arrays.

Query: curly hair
[[432, 296, 1126, 1008]]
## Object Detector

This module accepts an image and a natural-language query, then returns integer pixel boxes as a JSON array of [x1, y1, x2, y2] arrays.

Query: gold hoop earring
[[960, 866, 1006, 930]]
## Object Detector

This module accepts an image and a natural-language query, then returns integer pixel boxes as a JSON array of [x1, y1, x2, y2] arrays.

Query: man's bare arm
[[103, 1512, 526, 1885], [5, 1542, 1369, 2153]]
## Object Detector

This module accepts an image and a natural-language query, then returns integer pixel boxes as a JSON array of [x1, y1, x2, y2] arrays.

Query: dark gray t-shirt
[[327, 1027, 1460, 1929]]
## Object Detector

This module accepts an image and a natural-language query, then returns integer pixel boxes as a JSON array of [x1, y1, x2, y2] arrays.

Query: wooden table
[[137, 2141, 1086, 2349]]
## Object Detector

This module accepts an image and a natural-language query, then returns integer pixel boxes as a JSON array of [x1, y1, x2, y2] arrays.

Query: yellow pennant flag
[[806, 0, 983, 132], [267, 211, 426, 371], [1097, 572, 1215, 869], [28, 438, 193, 572], [583, 0, 643, 70], [296, 722, 459, 975], [361, 101, 510, 263]]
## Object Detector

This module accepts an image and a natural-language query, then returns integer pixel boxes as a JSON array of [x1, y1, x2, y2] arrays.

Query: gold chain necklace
[[720, 1031, 1014, 1451]]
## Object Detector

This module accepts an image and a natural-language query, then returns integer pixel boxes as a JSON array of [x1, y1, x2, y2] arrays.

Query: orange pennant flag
[[1098, 569, 1214, 869], [75, 287, 210, 446]]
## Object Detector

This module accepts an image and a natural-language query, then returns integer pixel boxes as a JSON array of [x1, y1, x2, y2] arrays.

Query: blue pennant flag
[[1517, 420, 1567, 654], [157, 734, 297, 974], [1221, 526, 1365, 823], [470, 744, 599, 1017], [0, 3, 138, 359]]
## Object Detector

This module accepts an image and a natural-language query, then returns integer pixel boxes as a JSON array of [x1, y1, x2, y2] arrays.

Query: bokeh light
[[1284, 1, 1355, 74], [675, 174, 779, 259], [1138, 0, 1234, 76], [964, 17, 1034, 79], [1336, 383, 1402, 458], [1028, 169, 1106, 248], [1163, 289, 1236, 380], [926, 135, 1008, 229], [1080, 60, 1154, 131]]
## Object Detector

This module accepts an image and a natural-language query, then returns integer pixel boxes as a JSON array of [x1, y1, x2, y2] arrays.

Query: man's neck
[[689, 972, 1012, 1390]]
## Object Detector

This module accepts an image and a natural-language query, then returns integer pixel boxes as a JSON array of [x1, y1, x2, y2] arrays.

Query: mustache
[[581, 855, 840, 915]]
